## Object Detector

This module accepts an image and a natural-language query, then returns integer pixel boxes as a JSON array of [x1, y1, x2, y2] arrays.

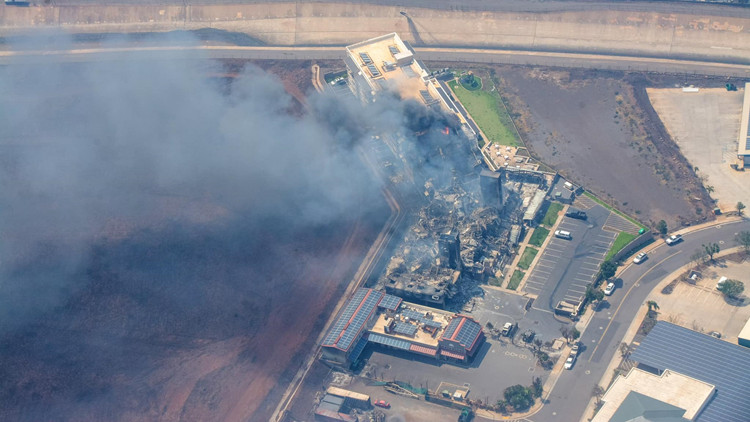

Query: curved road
[[532, 218, 750, 422]]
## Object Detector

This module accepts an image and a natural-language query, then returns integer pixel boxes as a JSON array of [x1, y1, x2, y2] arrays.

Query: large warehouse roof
[[321, 288, 384, 352], [630, 321, 750, 422], [739, 82, 750, 158]]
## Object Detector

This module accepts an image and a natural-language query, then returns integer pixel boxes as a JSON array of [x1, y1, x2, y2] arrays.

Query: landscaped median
[[604, 231, 637, 262], [507, 270, 525, 290], [541, 202, 564, 227]]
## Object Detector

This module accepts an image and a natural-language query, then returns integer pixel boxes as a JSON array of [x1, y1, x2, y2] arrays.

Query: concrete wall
[[2, 2, 750, 64]]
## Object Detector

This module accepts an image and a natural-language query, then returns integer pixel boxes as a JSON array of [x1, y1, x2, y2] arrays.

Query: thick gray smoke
[[0, 33, 475, 421]]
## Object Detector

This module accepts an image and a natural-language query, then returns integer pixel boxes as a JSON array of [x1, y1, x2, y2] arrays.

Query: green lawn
[[528, 227, 550, 247], [542, 203, 564, 227], [517, 247, 539, 270], [488, 277, 502, 287], [447, 80, 520, 147], [604, 231, 638, 262], [507, 270, 525, 290]]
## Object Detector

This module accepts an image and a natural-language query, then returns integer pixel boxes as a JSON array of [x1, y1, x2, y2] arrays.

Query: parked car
[[633, 252, 648, 264], [565, 209, 588, 220], [709, 331, 722, 339], [373, 400, 390, 409], [665, 234, 683, 245], [564, 354, 577, 370], [570, 344, 580, 357], [604, 282, 615, 296], [554, 230, 572, 240], [501, 322, 517, 337], [716, 276, 728, 290]]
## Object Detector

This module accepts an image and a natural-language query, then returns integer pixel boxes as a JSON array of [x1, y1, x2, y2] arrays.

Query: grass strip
[[542, 202, 564, 227], [583, 191, 646, 230], [517, 247, 539, 270], [528, 227, 550, 247], [604, 231, 638, 261], [507, 270, 525, 290]]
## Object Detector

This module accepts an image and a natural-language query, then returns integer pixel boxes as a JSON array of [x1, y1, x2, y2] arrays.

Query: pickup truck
[[501, 322, 517, 337], [665, 234, 683, 245], [565, 209, 587, 220]]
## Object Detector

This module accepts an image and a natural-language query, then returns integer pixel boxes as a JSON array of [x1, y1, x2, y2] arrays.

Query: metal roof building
[[738, 82, 750, 168], [630, 321, 750, 422], [320, 288, 485, 367]]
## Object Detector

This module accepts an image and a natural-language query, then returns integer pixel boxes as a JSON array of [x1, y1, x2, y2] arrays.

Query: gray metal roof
[[610, 391, 689, 422], [629, 321, 750, 422]]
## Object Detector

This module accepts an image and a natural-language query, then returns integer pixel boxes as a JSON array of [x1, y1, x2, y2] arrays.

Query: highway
[[1, 45, 750, 77], [531, 218, 750, 422]]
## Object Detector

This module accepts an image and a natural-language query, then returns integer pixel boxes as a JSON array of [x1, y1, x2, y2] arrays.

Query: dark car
[[565, 209, 587, 220]]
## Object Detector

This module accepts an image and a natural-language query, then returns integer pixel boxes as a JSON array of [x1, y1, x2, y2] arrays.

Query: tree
[[702, 243, 720, 261], [592, 385, 605, 399], [736, 231, 750, 254], [619, 342, 632, 358], [690, 248, 708, 266], [585, 283, 605, 303], [717, 279, 745, 299], [706, 185, 715, 194], [560, 326, 581, 343], [570, 327, 581, 342], [646, 300, 660, 312], [503, 384, 534, 411], [599, 260, 618, 280], [656, 220, 668, 235], [738, 202, 746, 216], [531, 377, 543, 398]]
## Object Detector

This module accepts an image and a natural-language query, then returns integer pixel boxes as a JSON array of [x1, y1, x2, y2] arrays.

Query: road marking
[[587, 250, 683, 362]]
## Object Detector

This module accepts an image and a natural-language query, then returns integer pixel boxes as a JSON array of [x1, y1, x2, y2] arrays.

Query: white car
[[604, 282, 615, 296], [570, 344, 580, 357], [554, 230, 572, 240], [564, 354, 577, 370], [665, 234, 683, 245], [633, 252, 648, 264], [716, 276, 727, 290]]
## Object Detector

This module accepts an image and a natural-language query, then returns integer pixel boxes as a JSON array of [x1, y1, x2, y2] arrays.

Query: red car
[[373, 400, 390, 409]]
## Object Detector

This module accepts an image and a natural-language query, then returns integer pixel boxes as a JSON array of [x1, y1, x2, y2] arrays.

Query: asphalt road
[[529, 218, 750, 422], [42, 0, 750, 19]]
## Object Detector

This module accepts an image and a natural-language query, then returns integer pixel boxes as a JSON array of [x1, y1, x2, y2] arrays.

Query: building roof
[[739, 316, 750, 343], [738, 82, 750, 157], [326, 386, 370, 402], [609, 391, 689, 422], [321, 288, 384, 352], [377, 294, 402, 311], [440, 315, 483, 350], [629, 321, 750, 422], [593, 368, 715, 422]]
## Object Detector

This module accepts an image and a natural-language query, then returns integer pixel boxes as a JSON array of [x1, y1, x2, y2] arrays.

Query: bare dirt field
[[0, 60, 389, 422], [486, 66, 715, 229], [647, 87, 749, 212]]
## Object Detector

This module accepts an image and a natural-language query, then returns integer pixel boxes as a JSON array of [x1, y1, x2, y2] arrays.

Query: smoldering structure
[[344, 33, 555, 308]]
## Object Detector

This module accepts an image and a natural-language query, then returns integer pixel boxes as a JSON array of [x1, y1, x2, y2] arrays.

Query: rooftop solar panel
[[359, 52, 372, 64], [368, 333, 411, 350], [393, 322, 418, 337], [455, 320, 481, 348], [629, 321, 750, 422], [378, 295, 402, 311], [388, 45, 400, 55], [423, 320, 442, 329], [442, 317, 461, 340], [322, 288, 384, 351]]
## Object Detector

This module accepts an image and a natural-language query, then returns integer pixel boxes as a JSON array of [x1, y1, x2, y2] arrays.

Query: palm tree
[[647, 300, 660, 312], [706, 185, 715, 194]]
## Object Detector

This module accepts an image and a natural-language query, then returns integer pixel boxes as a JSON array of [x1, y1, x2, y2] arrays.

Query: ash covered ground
[[0, 39, 398, 421]]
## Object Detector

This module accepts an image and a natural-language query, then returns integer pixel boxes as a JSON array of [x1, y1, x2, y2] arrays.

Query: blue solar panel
[[423, 320, 442, 329], [322, 288, 384, 351], [630, 322, 750, 422], [393, 322, 418, 337], [378, 295, 402, 311], [442, 317, 461, 340], [454, 320, 481, 348], [368, 333, 411, 350]]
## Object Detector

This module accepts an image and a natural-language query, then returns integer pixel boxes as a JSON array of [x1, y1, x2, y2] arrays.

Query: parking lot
[[359, 288, 554, 406], [523, 203, 617, 310]]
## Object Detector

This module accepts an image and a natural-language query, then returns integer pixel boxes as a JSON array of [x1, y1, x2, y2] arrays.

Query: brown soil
[[452, 65, 716, 229], [0, 60, 388, 422]]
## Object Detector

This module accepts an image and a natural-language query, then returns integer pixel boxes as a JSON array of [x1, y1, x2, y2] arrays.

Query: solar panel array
[[368, 333, 411, 350], [359, 52, 372, 64], [366, 64, 381, 77], [442, 317, 461, 340], [453, 319, 482, 349], [388, 45, 400, 55], [377, 294, 402, 311], [629, 321, 750, 422], [423, 319, 442, 329], [393, 322, 418, 337], [321, 288, 384, 351]]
